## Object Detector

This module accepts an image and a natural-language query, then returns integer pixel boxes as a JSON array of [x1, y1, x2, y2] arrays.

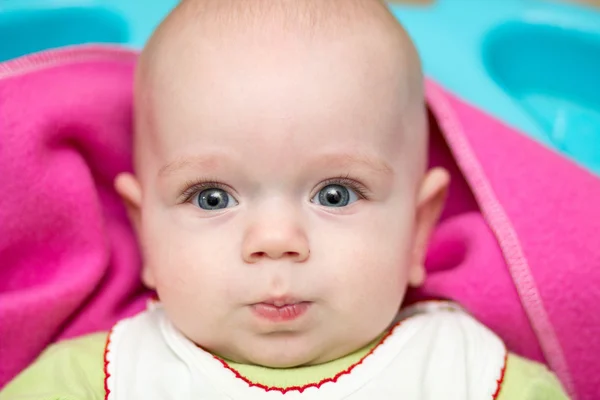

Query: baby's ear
[[114, 172, 142, 234], [114, 173, 156, 288], [409, 167, 450, 287]]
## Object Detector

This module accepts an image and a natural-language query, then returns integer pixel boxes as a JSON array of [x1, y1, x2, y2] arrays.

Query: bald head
[[161, 0, 394, 32], [133, 0, 427, 183], [142, 0, 417, 54], [137, 0, 422, 97]]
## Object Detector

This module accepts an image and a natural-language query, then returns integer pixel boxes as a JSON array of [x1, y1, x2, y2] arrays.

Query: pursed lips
[[251, 297, 312, 322]]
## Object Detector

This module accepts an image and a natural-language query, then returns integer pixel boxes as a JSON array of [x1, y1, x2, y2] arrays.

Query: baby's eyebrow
[[313, 152, 394, 177], [158, 154, 222, 177]]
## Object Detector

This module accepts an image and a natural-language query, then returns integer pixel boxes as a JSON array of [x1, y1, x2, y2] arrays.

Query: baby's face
[[118, 1, 446, 368]]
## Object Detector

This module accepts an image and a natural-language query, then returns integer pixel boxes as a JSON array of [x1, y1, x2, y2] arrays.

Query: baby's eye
[[192, 188, 238, 210], [311, 184, 359, 208]]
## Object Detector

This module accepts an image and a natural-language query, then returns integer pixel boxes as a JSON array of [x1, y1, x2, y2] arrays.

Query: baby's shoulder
[[391, 302, 570, 399], [498, 353, 570, 400], [0, 332, 107, 400]]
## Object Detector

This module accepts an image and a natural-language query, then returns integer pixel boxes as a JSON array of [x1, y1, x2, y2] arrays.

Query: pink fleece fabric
[[1, 46, 599, 399]]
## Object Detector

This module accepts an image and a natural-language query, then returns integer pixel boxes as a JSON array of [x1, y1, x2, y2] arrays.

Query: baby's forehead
[[134, 0, 426, 177]]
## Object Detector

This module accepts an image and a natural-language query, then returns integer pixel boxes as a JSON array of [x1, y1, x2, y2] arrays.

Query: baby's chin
[[211, 331, 377, 368]]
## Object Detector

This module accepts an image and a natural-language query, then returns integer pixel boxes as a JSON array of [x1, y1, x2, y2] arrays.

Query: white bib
[[105, 302, 506, 400]]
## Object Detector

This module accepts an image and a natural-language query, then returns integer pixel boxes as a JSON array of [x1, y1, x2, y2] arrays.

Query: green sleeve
[[0, 333, 107, 400], [497, 353, 570, 399]]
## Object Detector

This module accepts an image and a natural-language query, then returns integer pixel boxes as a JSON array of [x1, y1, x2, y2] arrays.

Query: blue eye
[[193, 188, 238, 210], [312, 184, 359, 207]]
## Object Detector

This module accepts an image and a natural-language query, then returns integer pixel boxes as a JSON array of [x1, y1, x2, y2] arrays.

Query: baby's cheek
[[354, 250, 407, 304], [345, 224, 411, 305], [143, 211, 245, 302], [149, 240, 233, 341], [161, 250, 218, 294]]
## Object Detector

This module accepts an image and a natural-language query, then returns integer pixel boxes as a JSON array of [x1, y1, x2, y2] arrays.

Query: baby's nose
[[242, 222, 309, 263]]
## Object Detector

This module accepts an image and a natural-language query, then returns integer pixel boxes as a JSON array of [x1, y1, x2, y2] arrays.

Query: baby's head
[[115, 0, 449, 367]]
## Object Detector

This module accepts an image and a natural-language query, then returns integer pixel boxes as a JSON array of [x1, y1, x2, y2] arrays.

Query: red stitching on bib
[[492, 350, 509, 399], [103, 327, 115, 400]]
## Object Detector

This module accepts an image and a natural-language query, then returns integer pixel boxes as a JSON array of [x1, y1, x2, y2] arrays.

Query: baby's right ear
[[114, 173, 157, 289], [114, 172, 143, 234]]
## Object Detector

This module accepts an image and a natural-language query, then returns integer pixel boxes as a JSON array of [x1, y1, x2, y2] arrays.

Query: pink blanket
[[1, 46, 599, 399]]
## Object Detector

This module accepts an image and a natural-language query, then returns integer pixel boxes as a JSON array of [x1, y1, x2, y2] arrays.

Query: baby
[[1, 0, 569, 399]]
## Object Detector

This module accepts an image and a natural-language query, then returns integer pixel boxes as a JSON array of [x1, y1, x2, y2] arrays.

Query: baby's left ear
[[409, 167, 450, 287]]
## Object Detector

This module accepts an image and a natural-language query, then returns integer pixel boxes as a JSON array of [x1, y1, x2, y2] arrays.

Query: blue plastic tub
[[390, 0, 600, 174]]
